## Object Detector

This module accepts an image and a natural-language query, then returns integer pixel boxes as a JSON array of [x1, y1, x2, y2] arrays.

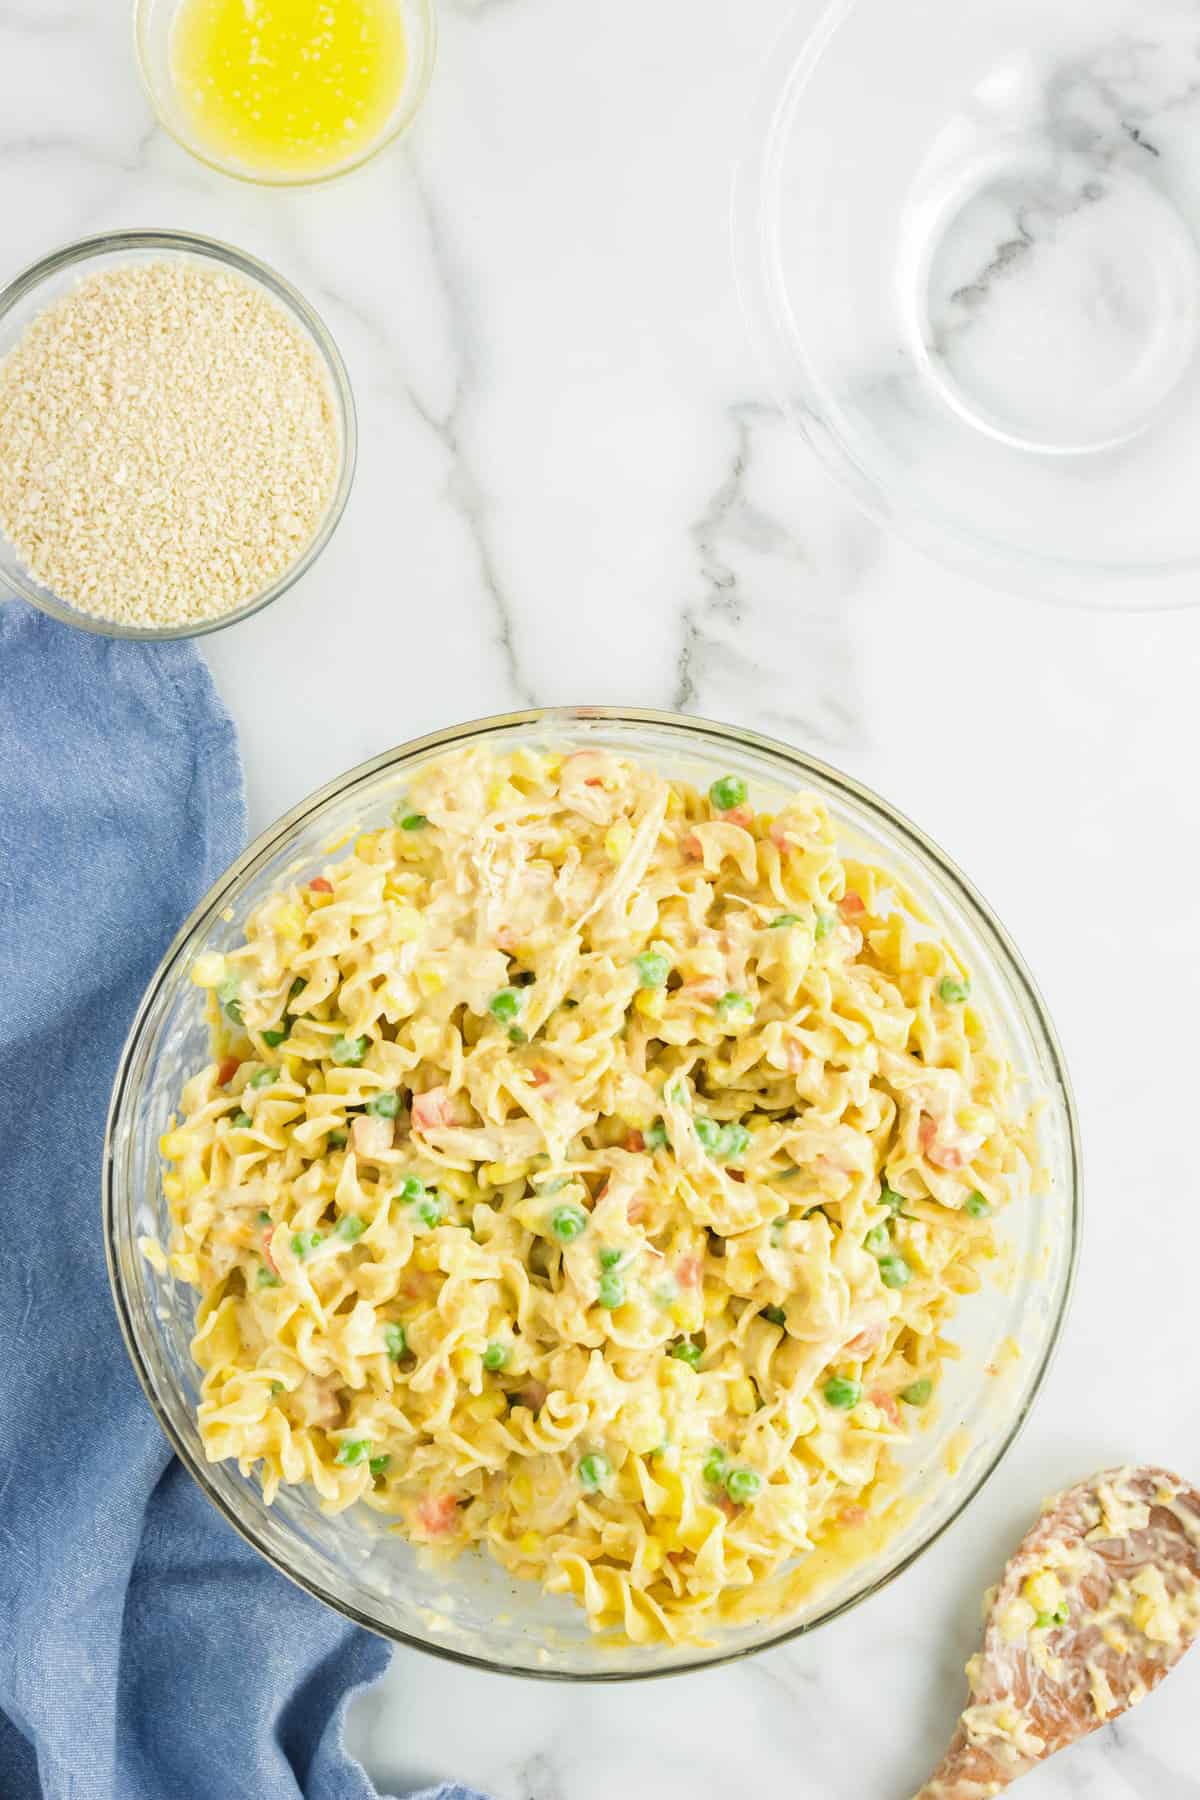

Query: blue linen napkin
[[0, 603, 486, 1800]]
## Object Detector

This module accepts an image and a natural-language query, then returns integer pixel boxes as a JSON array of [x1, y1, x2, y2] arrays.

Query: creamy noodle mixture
[[153, 746, 1038, 1642]]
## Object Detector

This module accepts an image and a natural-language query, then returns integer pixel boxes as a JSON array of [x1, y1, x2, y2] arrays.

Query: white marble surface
[[4, 0, 1200, 1794]]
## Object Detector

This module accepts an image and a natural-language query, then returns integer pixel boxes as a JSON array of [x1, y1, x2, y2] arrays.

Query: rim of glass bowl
[[730, 0, 1200, 610], [0, 229, 357, 641], [132, 0, 438, 189], [103, 706, 1081, 1680]]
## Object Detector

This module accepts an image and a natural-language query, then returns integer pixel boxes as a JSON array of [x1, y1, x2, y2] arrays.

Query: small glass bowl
[[104, 709, 1080, 1679], [734, 0, 1200, 608], [0, 229, 356, 641], [134, 0, 437, 187]]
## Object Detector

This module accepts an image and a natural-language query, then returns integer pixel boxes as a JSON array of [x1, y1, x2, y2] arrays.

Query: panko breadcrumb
[[0, 258, 340, 629]]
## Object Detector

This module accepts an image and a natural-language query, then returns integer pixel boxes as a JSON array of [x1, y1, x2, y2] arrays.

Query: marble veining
[[3, 0, 1200, 1794]]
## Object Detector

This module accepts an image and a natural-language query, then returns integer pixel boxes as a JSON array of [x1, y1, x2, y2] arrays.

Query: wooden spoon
[[915, 1466, 1200, 1798]]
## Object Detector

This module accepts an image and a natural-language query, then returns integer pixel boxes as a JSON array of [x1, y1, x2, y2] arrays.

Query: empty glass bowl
[[734, 0, 1200, 607], [104, 709, 1079, 1677]]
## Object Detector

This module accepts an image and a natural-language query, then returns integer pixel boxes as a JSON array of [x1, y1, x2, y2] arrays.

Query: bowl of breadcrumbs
[[0, 228, 355, 638]]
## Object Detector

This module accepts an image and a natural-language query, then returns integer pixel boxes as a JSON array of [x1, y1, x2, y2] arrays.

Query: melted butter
[[171, 0, 408, 179]]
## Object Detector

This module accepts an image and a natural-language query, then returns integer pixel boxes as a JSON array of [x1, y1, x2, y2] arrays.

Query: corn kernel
[[274, 903, 304, 941], [518, 1532, 542, 1555], [354, 832, 380, 858], [1022, 1571, 1064, 1615], [729, 1377, 757, 1416], [391, 904, 423, 943], [703, 1286, 727, 1318], [159, 1129, 196, 1160], [483, 1160, 526, 1187], [604, 821, 633, 862], [665, 788, 684, 818], [162, 1175, 183, 1203], [510, 1474, 534, 1508], [669, 1296, 703, 1333], [634, 989, 666, 1021], [437, 1169, 475, 1201], [191, 951, 226, 989], [416, 967, 444, 996]]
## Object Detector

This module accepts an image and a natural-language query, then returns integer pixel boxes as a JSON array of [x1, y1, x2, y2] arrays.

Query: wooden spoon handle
[[912, 1729, 1033, 1799]]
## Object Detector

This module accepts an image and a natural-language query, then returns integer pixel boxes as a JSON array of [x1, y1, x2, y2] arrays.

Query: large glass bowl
[[103, 709, 1080, 1679]]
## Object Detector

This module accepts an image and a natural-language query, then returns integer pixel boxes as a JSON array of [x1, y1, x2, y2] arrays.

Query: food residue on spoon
[[170, 0, 409, 179]]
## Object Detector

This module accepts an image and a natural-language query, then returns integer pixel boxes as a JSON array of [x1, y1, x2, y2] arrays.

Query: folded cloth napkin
[[0, 604, 486, 1800]]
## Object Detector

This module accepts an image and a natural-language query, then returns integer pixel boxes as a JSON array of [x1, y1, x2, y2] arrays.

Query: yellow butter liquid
[[171, 0, 409, 179]]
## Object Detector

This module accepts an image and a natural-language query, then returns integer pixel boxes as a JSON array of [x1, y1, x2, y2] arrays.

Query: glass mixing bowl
[[0, 230, 356, 641], [734, 0, 1200, 608], [104, 709, 1080, 1678]]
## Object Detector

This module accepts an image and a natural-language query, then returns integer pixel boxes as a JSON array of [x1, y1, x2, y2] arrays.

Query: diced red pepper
[[308, 876, 333, 894]]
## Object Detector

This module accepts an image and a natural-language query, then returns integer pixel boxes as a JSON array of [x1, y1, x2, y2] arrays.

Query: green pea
[[232, 1112, 252, 1130], [938, 976, 970, 1004], [482, 1342, 509, 1372], [1035, 1603, 1070, 1630], [669, 1338, 702, 1369], [823, 1376, 862, 1410], [708, 775, 747, 812], [539, 1175, 570, 1197], [399, 813, 428, 831], [366, 1091, 401, 1118], [578, 1452, 611, 1490], [551, 1204, 588, 1243], [644, 1120, 668, 1151], [369, 1455, 391, 1476], [965, 1192, 992, 1218], [633, 950, 671, 989], [702, 1447, 727, 1484], [878, 1254, 912, 1290], [488, 988, 522, 1023], [256, 1267, 281, 1289], [814, 912, 835, 941], [413, 1196, 442, 1228], [335, 1439, 370, 1467], [901, 1379, 933, 1407], [397, 1175, 426, 1201], [768, 913, 802, 928], [291, 1231, 322, 1258], [508, 1025, 528, 1045], [288, 976, 307, 1004], [596, 1270, 626, 1309], [270, 1380, 285, 1395], [724, 1468, 762, 1505], [384, 1323, 407, 1360], [217, 974, 240, 1006], [762, 1304, 787, 1327], [248, 1067, 279, 1088], [716, 992, 753, 1022], [262, 1022, 291, 1048], [337, 1215, 365, 1242], [598, 1247, 624, 1270], [694, 1117, 723, 1153], [326, 1129, 348, 1149], [880, 1177, 906, 1211], [717, 1122, 750, 1161], [864, 1225, 890, 1255], [331, 1034, 368, 1066], [258, 1210, 271, 1224]]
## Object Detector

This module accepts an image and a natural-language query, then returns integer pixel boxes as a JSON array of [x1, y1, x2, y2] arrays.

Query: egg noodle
[[153, 746, 1038, 1643]]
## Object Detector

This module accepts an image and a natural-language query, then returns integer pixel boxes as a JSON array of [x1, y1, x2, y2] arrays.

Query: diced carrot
[[217, 1055, 240, 1087], [724, 804, 754, 829], [412, 1086, 454, 1131], [417, 1493, 459, 1535], [840, 891, 865, 919], [308, 876, 333, 894], [718, 1494, 740, 1520], [627, 1196, 647, 1224], [839, 1504, 868, 1527], [262, 1227, 278, 1275], [676, 1254, 702, 1288], [681, 833, 704, 860], [870, 1388, 901, 1427], [625, 1129, 645, 1153], [529, 1067, 551, 1089]]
